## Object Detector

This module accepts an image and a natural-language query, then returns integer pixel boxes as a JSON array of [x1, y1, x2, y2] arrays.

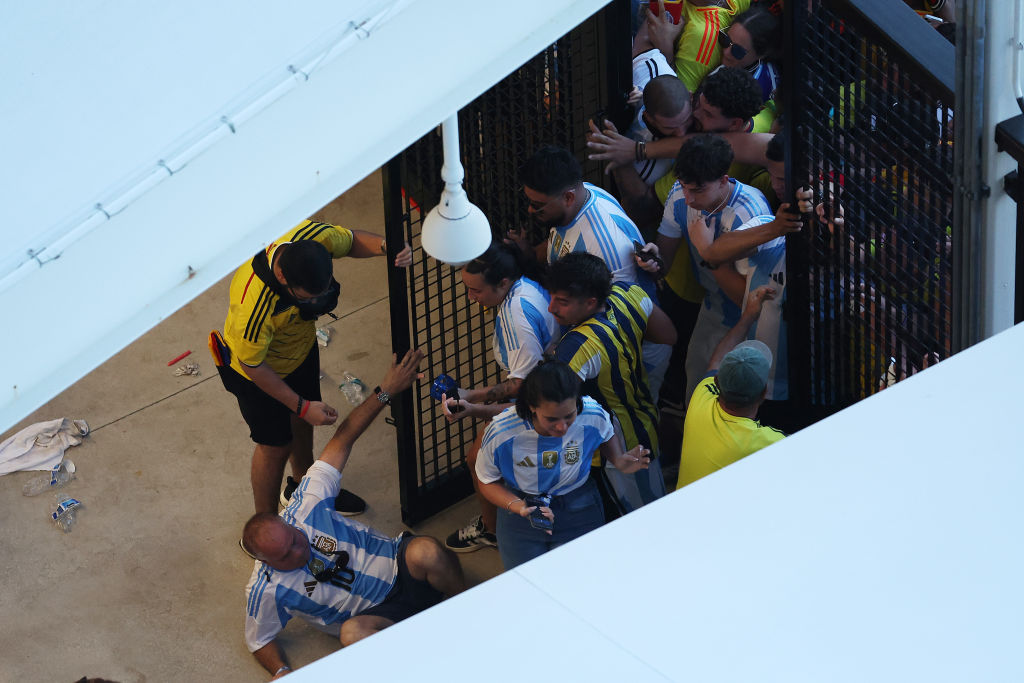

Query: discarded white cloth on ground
[[0, 418, 89, 475]]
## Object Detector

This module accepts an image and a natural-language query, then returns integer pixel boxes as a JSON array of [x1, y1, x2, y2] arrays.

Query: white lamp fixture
[[420, 114, 492, 265]]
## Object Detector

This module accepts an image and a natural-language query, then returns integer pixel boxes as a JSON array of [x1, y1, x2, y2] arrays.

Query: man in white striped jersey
[[242, 350, 464, 678], [638, 134, 791, 404], [512, 145, 671, 404]]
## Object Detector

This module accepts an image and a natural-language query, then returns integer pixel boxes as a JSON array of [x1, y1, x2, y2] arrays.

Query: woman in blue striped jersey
[[440, 241, 561, 554], [474, 361, 650, 569]]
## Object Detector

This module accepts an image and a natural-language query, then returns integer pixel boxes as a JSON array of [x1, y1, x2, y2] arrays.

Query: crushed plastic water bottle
[[52, 493, 84, 533], [316, 327, 332, 347], [23, 459, 77, 496], [338, 372, 368, 404]]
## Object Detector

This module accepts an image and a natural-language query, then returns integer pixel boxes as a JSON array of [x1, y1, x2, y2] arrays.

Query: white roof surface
[[0, 0, 606, 431]]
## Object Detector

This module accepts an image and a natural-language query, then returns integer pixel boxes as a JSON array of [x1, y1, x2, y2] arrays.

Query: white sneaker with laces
[[444, 514, 497, 553]]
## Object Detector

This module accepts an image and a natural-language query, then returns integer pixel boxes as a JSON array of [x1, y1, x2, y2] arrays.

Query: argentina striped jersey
[[476, 396, 614, 496], [547, 183, 655, 296], [659, 178, 773, 328], [244, 461, 400, 652], [735, 214, 788, 400], [493, 277, 560, 378]]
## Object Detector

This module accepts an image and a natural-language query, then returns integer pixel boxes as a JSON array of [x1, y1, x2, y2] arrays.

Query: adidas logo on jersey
[[516, 456, 536, 467], [304, 580, 317, 597]]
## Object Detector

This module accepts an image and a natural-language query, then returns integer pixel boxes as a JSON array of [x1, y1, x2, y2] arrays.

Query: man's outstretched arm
[[253, 639, 291, 679], [707, 286, 774, 372], [318, 349, 424, 473]]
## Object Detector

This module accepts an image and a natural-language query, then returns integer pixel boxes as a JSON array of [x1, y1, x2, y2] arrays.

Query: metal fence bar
[[788, 0, 957, 420]]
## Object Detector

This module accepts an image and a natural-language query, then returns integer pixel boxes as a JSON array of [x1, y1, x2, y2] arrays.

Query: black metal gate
[[383, 1, 631, 525], [784, 0, 957, 423]]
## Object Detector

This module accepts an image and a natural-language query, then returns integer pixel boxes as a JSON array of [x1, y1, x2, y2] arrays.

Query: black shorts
[[218, 345, 321, 447], [359, 534, 444, 624]]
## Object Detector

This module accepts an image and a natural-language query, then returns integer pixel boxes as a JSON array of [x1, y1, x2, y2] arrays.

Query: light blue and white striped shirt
[[244, 461, 401, 652], [547, 183, 654, 296], [735, 214, 788, 400], [493, 277, 560, 379], [659, 178, 773, 327], [476, 396, 614, 496]]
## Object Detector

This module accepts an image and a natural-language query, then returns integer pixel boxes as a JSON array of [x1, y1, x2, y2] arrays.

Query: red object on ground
[[167, 350, 192, 366]]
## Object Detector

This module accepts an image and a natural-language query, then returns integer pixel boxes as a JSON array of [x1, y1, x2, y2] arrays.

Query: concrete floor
[[0, 171, 502, 682]]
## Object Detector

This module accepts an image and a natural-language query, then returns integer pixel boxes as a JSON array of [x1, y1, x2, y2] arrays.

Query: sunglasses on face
[[287, 283, 330, 304], [717, 30, 749, 61]]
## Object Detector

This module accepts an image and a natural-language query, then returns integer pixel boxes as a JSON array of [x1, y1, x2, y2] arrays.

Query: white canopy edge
[[0, 0, 607, 431]]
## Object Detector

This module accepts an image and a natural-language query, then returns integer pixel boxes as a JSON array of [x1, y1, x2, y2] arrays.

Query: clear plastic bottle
[[52, 493, 83, 533], [338, 372, 368, 404], [23, 459, 77, 496]]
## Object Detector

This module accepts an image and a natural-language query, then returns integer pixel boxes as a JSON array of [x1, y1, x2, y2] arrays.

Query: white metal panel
[[982, 2, 1021, 335], [0, 0, 607, 430], [297, 570, 672, 681]]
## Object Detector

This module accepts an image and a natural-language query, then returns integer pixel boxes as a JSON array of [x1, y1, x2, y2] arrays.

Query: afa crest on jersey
[[313, 534, 337, 554]]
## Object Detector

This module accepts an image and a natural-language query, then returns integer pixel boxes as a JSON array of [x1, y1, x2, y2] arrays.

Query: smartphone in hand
[[633, 240, 656, 262], [524, 494, 553, 531]]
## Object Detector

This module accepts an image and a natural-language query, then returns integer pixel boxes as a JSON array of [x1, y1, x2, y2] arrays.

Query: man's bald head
[[643, 75, 691, 119], [242, 512, 310, 570], [242, 512, 283, 556]]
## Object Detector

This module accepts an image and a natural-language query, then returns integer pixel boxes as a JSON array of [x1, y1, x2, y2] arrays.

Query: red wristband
[[298, 399, 310, 419]]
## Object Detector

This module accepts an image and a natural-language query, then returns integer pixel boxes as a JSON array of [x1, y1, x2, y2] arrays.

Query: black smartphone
[[633, 240, 655, 262], [591, 108, 607, 129], [524, 494, 553, 531]]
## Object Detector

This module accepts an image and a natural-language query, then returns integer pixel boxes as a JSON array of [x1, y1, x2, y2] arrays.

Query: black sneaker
[[445, 515, 497, 553], [334, 488, 367, 516], [280, 475, 366, 516], [279, 476, 300, 508]]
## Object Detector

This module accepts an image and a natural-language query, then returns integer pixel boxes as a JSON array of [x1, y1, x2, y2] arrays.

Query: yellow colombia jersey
[[674, 0, 750, 92], [554, 284, 659, 464], [677, 376, 784, 488], [223, 221, 353, 379]]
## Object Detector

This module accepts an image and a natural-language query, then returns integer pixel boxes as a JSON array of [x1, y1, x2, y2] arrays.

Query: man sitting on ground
[[677, 285, 784, 488], [242, 350, 465, 679]]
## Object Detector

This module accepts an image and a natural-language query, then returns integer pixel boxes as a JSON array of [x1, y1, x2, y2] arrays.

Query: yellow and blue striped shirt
[[554, 284, 660, 461]]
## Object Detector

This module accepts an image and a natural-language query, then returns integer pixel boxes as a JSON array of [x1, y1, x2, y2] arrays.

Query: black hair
[[699, 66, 764, 122], [674, 134, 734, 185], [643, 75, 691, 119], [764, 129, 785, 163], [463, 240, 525, 287], [518, 145, 583, 195], [544, 252, 612, 302], [515, 361, 585, 422], [731, 7, 781, 61], [278, 240, 332, 294]]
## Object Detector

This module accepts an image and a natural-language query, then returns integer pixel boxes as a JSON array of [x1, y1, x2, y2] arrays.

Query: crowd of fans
[[212, 1, 955, 677]]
